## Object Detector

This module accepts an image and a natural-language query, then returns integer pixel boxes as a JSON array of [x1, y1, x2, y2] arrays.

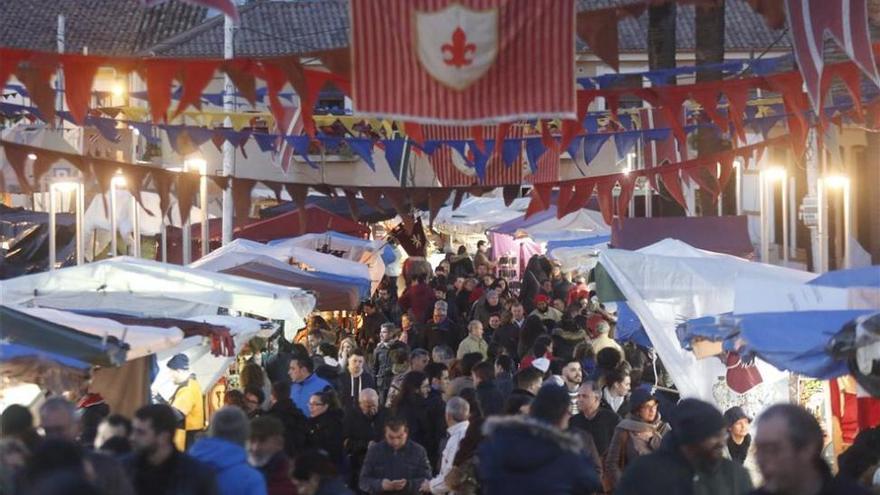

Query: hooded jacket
[[189, 437, 267, 495], [478, 415, 601, 495], [604, 413, 671, 488], [552, 327, 588, 360]]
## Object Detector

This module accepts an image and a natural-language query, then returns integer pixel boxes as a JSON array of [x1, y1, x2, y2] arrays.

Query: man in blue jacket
[[479, 384, 601, 495], [288, 355, 331, 417], [189, 406, 266, 495]]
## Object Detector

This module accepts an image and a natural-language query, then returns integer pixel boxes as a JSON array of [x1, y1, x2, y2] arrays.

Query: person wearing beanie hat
[[604, 386, 670, 490], [615, 398, 752, 495], [165, 353, 204, 452], [479, 384, 601, 495], [530, 294, 563, 323], [471, 288, 503, 328], [722, 406, 761, 486]]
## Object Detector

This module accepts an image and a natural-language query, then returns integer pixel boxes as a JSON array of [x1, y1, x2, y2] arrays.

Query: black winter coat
[[478, 415, 601, 495], [125, 450, 218, 495], [265, 398, 308, 458], [476, 380, 505, 417], [306, 409, 346, 468]]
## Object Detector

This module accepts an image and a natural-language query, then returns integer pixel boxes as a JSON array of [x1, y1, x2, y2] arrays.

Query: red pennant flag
[[616, 174, 637, 219], [690, 86, 728, 131], [471, 125, 486, 153], [685, 162, 720, 200], [175, 172, 200, 225], [174, 61, 221, 118], [659, 169, 688, 211], [142, 60, 180, 123], [62, 55, 104, 125], [360, 188, 383, 211], [595, 177, 617, 226], [568, 179, 596, 213], [403, 122, 426, 146], [556, 183, 574, 218], [525, 183, 552, 219], [351, 0, 576, 124], [502, 184, 519, 206], [17, 60, 57, 125], [223, 60, 258, 106], [784, 0, 880, 112], [575, 9, 620, 71]]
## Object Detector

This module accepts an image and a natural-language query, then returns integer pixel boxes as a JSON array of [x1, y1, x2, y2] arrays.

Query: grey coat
[[359, 440, 432, 494]]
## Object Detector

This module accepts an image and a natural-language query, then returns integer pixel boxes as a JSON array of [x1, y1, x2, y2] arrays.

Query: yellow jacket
[[171, 377, 204, 451]]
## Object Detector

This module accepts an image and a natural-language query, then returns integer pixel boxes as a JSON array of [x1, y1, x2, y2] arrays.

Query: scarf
[[727, 434, 751, 464], [603, 387, 625, 413]]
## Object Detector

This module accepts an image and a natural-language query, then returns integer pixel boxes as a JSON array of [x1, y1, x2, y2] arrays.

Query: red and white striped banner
[[351, 0, 576, 125], [423, 124, 523, 186], [785, 0, 880, 111]]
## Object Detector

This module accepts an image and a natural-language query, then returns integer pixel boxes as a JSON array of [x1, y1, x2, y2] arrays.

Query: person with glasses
[[305, 390, 345, 469]]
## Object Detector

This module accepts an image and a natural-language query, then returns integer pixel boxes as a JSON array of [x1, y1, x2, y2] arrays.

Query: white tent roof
[[525, 209, 610, 242], [273, 232, 394, 278], [0, 257, 316, 324], [256, 238, 382, 290], [9, 306, 184, 360], [598, 239, 814, 402], [191, 238, 377, 289], [432, 196, 531, 235]]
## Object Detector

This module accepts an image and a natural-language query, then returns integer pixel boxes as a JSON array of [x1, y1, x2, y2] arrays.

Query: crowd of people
[[1, 244, 878, 495]]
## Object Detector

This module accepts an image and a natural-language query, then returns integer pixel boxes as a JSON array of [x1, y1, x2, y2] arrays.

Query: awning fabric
[[0, 305, 128, 366], [0, 257, 316, 325], [611, 215, 755, 258], [221, 261, 362, 311]]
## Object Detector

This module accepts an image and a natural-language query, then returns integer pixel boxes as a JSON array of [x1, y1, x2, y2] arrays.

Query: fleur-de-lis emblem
[[442, 27, 476, 68]]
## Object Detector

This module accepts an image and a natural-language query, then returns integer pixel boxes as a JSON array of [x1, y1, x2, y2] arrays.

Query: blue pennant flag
[[501, 138, 523, 168], [86, 116, 121, 143], [286, 136, 317, 169], [618, 113, 633, 130], [524, 137, 546, 174], [185, 127, 214, 147], [418, 140, 442, 155], [252, 133, 277, 152], [584, 116, 600, 133], [750, 115, 785, 138], [566, 136, 583, 164], [317, 135, 343, 153], [219, 128, 243, 146], [129, 121, 159, 144], [381, 139, 406, 179], [583, 134, 611, 165], [614, 131, 640, 160], [347, 138, 376, 171], [470, 140, 495, 182], [201, 93, 224, 106]]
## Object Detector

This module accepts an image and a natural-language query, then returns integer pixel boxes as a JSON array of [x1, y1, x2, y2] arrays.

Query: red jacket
[[399, 282, 435, 324]]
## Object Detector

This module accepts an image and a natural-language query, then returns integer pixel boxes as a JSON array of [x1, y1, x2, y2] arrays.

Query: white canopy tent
[[432, 196, 531, 236], [598, 239, 815, 403], [0, 257, 316, 326], [271, 232, 398, 277], [192, 238, 379, 292]]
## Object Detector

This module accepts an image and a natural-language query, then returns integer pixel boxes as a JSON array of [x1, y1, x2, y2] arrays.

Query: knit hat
[[532, 357, 551, 373], [534, 294, 551, 304], [628, 387, 657, 411], [723, 406, 752, 427], [669, 399, 726, 446], [485, 289, 498, 299], [166, 353, 190, 371]]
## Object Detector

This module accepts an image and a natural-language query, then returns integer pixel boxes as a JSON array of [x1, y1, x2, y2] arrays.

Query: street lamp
[[818, 175, 851, 271], [48, 179, 84, 270], [759, 166, 788, 264], [184, 157, 209, 259]]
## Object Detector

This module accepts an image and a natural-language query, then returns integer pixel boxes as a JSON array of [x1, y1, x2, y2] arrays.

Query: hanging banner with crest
[[350, 0, 575, 125]]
